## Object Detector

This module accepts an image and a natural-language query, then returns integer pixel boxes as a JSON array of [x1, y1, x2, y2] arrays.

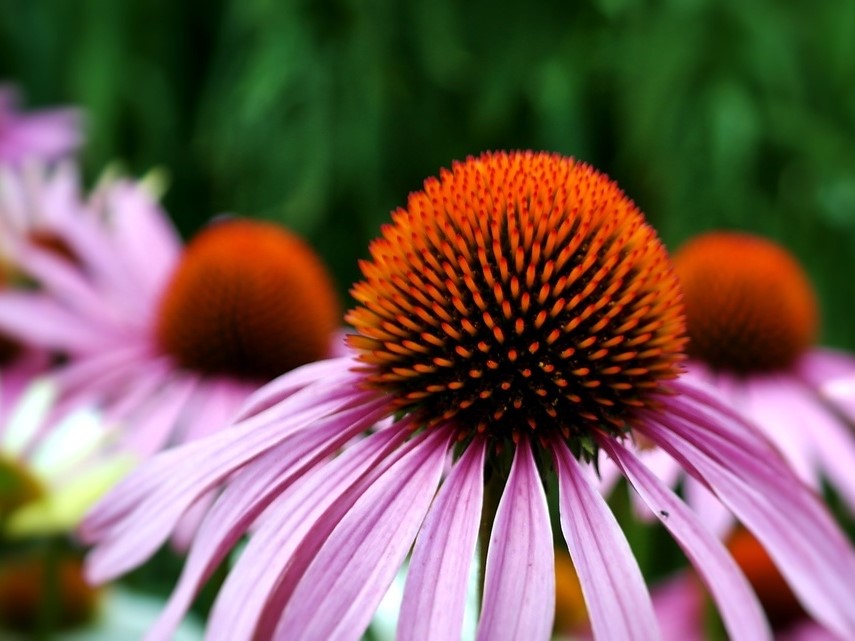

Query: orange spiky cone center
[[155, 219, 341, 381], [0, 553, 99, 633], [346, 151, 686, 447], [727, 528, 805, 631], [673, 232, 817, 373]]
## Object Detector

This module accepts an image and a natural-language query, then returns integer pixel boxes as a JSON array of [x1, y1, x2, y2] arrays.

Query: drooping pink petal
[[233, 357, 361, 422], [641, 381, 855, 639], [117, 376, 197, 457], [83, 389, 382, 582], [552, 439, 660, 641], [107, 182, 182, 297], [204, 424, 412, 641], [763, 376, 855, 513], [0, 293, 110, 352], [49, 344, 154, 396], [600, 438, 771, 641], [477, 438, 554, 641], [742, 375, 816, 486], [271, 426, 452, 641], [398, 437, 486, 641], [175, 377, 252, 444], [10, 243, 119, 326], [51, 209, 151, 319]]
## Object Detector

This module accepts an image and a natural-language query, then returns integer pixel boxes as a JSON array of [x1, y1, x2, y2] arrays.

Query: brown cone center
[[673, 232, 817, 373], [155, 219, 341, 381]]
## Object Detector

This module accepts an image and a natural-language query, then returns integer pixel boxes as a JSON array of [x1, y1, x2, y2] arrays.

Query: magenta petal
[[271, 428, 452, 641], [203, 426, 410, 641], [83, 393, 385, 582], [107, 182, 182, 297], [13, 243, 119, 326], [118, 376, 197, 456], [234, 357, 362, 421], [398, 438, 486, 641], [477, 438, 554, 641], [642, 381, 855, 639], [600, 438, 771, 641], [0, 293, 109, 351], [552, 440, 661, 641]]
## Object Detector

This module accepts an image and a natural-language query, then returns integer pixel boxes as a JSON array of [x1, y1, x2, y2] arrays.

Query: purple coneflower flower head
[[0, 85, 82, 165], [83, 151, 855, 641], [609, 231, 855, 534], [0, 165, 342, 459]]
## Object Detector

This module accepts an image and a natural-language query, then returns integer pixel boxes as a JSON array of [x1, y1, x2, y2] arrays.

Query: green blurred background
[[3, 0, 855, 346]]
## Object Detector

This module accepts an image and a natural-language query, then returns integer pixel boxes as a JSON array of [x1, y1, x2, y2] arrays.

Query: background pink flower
[[0, 85, 82, 165]]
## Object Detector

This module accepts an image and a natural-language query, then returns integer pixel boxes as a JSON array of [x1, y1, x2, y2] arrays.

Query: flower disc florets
[[673, 232, 817, 373], [347, 151, 686, 448], [156, 219, 341, 380]]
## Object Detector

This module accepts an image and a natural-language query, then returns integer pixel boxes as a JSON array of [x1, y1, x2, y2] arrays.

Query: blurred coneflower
[[0, 85, 82, 165], [623, 231, 855, 534], [0, 164, 342, 459], [83, 152, 855, 641]]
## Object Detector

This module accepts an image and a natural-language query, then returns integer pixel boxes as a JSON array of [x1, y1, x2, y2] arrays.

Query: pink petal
[[204, 425, 412, 641], [174, 377, 251, 444], [0, 293, 110, 352], [271, 427, 452, 641], [107, 182, 181, 297], [50, 344, 154, 396], [601, 438, 771, 641], [83, 389, 383, 582], [552, 439, 660, 641], [234, 357, 362, 422], [641, 381, 855, 639], [398, 437, 486, 641], [11, 243, 119, 327], [117, 375, 198, 456], [477, 438, 554, 641], [742, 376, 816, 486]]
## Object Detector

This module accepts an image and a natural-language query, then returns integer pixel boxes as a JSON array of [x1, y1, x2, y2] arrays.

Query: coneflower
[[84, 152, 855, 641], [613, 231, 855, 534], [0, 165, 342, 458]]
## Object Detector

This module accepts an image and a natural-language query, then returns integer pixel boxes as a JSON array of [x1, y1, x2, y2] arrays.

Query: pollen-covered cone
[[0, 164, 342, 462], [0, 85, 82, 165], [82, 151, 855, 641]]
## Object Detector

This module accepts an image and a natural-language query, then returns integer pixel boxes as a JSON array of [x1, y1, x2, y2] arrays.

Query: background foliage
[[2, 0, 854, 340]]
